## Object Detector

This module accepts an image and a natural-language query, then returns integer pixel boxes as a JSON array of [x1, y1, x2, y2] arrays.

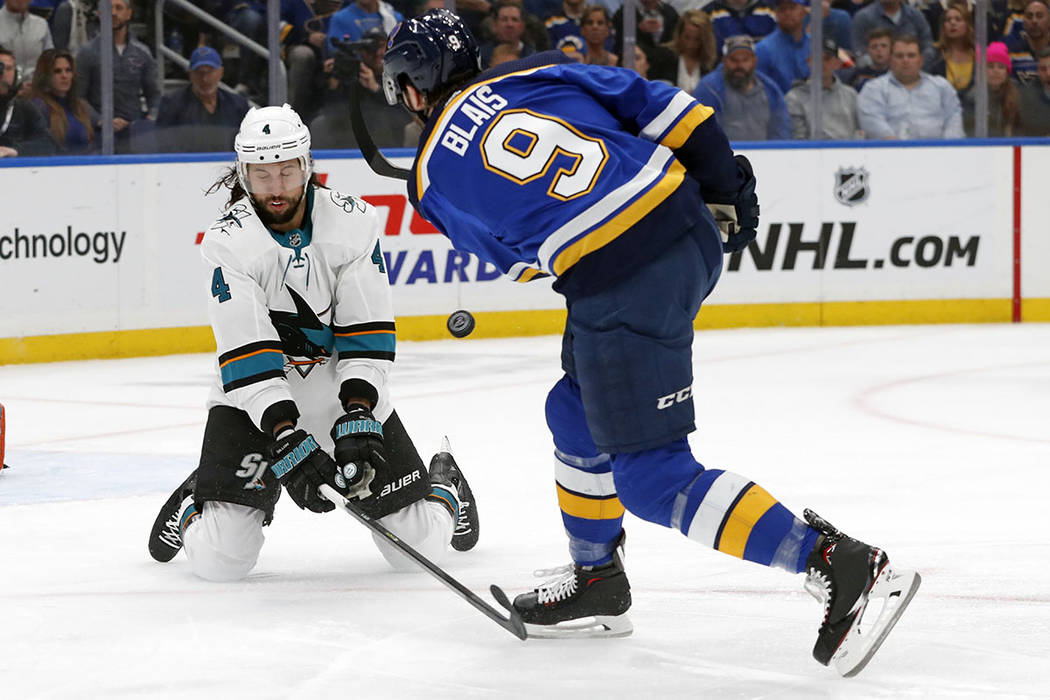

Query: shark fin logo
[[268, 287, 334, 378]]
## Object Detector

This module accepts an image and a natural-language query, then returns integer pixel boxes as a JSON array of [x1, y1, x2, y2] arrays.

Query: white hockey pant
[[182, 499, 455, 582]]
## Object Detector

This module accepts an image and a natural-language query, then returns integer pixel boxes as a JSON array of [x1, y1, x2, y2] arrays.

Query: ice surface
[[2, 324, 1049, 698]]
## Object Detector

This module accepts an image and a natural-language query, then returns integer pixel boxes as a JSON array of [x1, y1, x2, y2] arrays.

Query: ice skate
[[148, 471, 197, 562], [428, 437, 479, 552], [803, 509, 921, 677], [512, 531, 632, 639]]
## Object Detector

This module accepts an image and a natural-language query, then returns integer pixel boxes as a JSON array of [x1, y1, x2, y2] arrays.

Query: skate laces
[[532, 564, 578, 604], [158, 511, 181, 550], [804, 570, 833, 624], [454, 498, 472, 535]]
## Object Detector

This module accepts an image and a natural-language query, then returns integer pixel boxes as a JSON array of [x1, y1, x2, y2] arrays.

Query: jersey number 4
[[480, 110, 608, 201], [212, 267, 232, 303]]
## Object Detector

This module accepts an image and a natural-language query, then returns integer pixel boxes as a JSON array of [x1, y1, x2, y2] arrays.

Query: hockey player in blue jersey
[[382, 9, 920, 676]]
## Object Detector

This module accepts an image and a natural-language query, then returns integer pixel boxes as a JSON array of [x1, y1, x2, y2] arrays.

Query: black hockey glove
[[331, 405, 385, 500], [269, 428, 339, 513], [704, 154, 760, 254]]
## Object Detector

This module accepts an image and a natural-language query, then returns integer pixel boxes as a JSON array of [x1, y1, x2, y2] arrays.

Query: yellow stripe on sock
[[556, 484, 626, 520], [716, 484, 778, 559]]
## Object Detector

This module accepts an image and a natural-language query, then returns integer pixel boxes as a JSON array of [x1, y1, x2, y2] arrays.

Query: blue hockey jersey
[[408, 52, 743, 297]]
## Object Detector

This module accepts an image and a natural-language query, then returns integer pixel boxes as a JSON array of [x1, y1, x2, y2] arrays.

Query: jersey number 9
[[481, 110, 608, 201]]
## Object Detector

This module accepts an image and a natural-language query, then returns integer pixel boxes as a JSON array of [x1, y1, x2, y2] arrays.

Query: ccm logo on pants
[[657, 386, 692, 410]]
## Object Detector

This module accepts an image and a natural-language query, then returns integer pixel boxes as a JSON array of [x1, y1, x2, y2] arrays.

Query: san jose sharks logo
[[269, 287, 334, 379], [210, 203, 252, 235], [331, 192, 367, 214]]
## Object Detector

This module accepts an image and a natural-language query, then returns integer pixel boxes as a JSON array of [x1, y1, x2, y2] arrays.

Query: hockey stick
[[349, 83, 410, 182], [318, 483, 528, 640]]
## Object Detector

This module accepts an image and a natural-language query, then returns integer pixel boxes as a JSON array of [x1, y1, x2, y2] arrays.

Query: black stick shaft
[[349, 83, 411, 181], [319, 485, 527, 640]]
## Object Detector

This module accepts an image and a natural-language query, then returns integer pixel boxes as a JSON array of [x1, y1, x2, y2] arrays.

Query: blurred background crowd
[[0, 0, 1048, 158]]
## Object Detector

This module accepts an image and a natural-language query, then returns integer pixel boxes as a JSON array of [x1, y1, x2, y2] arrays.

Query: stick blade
[[490, 585, 528, 640]]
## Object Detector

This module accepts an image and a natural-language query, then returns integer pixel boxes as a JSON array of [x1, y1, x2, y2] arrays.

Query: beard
[[725, 69, 752, 90], [252, 191, 304, 228]]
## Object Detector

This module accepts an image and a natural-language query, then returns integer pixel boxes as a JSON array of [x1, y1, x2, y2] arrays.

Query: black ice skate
[[427, 437, 479, 552], [803, 509, 921, 677], [512, 532, 632, 639], [148, 471, 197, 563]]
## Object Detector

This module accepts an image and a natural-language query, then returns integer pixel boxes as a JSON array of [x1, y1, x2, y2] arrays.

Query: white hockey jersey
[[200, 186, 395, 447]]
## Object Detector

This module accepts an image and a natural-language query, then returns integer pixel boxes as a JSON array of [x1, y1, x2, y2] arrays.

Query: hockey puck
[[447, 310, 476, 338]]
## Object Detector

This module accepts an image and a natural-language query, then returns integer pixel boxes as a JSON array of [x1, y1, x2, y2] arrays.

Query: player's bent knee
[[183, 501, 266, 582], [610, 439, 704, 527], [372, 500, 452, 572]]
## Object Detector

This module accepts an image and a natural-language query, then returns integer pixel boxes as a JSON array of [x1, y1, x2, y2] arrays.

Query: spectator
[[755, 0, 811, 94], [327, 0, 402, 53], [480, 0, 536, 67], [858, 34, 964, 138], [0, 45, 52, 155], [155, 47, 250, 153], [925, 1, 975, 93], [666, 9, 718, 92], [1017, 48, 1050, 133], [839, 25, 892, 90], [1006, 0, 1050, 84], [310, 26, 410, 149], [547, 0, 591, 57], [623, 43, 651, 78], [581, 5, 617, 65], [478, 0, 550, 53], [490, 40, 522, 66], [284, 1, 331, 121], [850, 0, 936, 64], [0, 0, 53, 81], [785, 36, 860, 138], [613, 0, 680, 55], [692, 34, 792, 139], [813, 0, 853, 51], [29, 46, 96, 153], [75, 0, 159, 152], [961, 41, 1021, 135], [704, 0, 777, 51]]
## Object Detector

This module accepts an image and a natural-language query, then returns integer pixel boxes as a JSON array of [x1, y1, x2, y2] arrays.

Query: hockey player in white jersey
[[147, 104, 478, 581]]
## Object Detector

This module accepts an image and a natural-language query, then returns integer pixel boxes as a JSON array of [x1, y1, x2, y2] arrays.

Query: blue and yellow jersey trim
[[218, 341, 285, 392], [538, 149, 687, 276], [333, 321, 396, 361]]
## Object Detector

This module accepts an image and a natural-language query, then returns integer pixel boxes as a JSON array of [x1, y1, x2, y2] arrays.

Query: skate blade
[[524, 614, 633, 639], [832, 566, 921, 678]]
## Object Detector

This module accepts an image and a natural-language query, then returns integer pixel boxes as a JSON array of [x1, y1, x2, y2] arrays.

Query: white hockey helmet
[[234, 103, 312, 195]]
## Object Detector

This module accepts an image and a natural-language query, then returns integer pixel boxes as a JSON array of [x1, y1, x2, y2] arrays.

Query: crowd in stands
[[1, 0, 1049, 158]]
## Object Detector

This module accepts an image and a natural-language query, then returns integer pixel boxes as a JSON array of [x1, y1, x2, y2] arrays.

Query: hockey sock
[[425, 484, 460, 522], [180, 503, 200, 536], [546, 374, 624, 567], [611, 439, 820, 573], [556, 450, 625, 567]]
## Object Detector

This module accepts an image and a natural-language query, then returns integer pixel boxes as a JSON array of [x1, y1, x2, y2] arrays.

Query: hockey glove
[[331, 405, 385, 500], [704, 154, 760, 254], [269, 428, 339, 513]]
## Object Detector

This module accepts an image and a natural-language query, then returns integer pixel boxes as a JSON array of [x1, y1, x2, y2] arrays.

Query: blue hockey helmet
[[381, 9, 481, 109]]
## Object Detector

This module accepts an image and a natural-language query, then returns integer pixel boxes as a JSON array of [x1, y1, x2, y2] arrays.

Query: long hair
[[206, 165, 328, 209], [30, 48, 94, 148], [669, 10, 718, 74], [935, 1, 975, 53], [993, 77, 1021, 135]]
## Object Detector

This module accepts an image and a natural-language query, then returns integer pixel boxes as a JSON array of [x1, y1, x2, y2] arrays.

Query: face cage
[[236, 155, 313, 199]]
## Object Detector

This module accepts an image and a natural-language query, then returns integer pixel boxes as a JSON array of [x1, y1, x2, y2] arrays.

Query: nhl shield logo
[[834, 167, 870, 207]]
